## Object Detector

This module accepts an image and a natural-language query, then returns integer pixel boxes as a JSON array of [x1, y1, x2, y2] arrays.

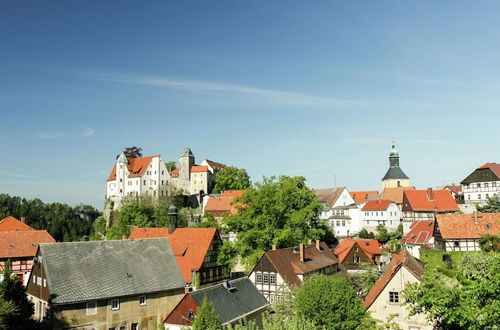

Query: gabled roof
[[405, 221, 435, 244], [461, 163, 500, 184], [191, 165, 209, 173], [189, 277, 268, 325], [220, 190, 247, 198], [350, 191, 379, 203], [39, 238, 184, 304], [107, 155, 159, 181], [364, 250, 425, 309], [444, 184, 462, 195], [0, 230, 55, 258], [128, 228, 219, 283], [0, 216, 34, 232], [435, 213, 500, 239], [203, 159, 225, 172], [259, 242, 338, 287], [404, 189, 459, 212], [333, 238, 382, 264], [381, 186, 415, 204], [362, 200, 392, 211], [205, 191, 247, 216], [313, 187, 347, 208]]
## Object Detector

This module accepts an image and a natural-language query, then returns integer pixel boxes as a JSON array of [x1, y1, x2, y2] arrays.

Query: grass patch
[[419, 249, 466, 270]]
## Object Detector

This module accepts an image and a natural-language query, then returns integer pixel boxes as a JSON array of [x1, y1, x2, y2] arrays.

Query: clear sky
[[1, 1, 499, 209]]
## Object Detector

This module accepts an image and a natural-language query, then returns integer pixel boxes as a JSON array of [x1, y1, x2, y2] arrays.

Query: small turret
[[116, 152, 128, 164]]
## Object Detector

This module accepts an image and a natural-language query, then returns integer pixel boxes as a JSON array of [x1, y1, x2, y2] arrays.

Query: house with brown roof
[[128, 226, 227, 287], [404, 221, 435, 259], [364, 250, 432, 330], [333, 238, 382, 272], [443, 184, 464, 204], [461, 162, 500, 205], [381, 186, 415, 207], [434, 213, 500, 252], [401, 188, 459, 234], [350, 191, 379, 203], [248, 241, 339, 303], [361, 200, 401, 232], [204, 190, 246, 220], [0, 216, 55, 285]]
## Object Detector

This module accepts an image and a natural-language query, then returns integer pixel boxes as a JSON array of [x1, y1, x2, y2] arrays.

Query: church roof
[[382, 166, 409, 180]]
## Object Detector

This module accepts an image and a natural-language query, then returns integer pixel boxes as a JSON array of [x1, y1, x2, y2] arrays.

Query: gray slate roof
[[382, 166, 409, 180], [40, 238, 185, 305], [191, 277, 268, 325]]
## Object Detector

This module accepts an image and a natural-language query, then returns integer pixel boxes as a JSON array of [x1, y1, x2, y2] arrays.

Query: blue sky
[[1, 1, 499, 209]]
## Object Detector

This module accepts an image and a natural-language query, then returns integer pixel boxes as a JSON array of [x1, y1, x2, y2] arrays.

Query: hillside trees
[[213, 166, 251, 193]]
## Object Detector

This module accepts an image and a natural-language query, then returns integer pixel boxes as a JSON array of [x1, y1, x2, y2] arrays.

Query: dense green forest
[[0, 194, 101, 242]]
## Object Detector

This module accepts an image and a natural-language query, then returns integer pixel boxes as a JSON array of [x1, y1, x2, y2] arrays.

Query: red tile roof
[[444, 184, 462, 195], [0, 230, 55, 258], [205, 191, 247, 216], [381, 186, 415, 204], [107, 155, 158, 181], [435, 213, 500, 239], [350, 191, 379, 203], [479, 162, 500, 177], [128, 227, 219, 283], [190, 165, 209, 173], [170, 168, 179, 177], [404, 188, 459, 212], [0, 217, 34, 232], [364, 250, 425, 309], [220, 190, 247, 198], [405, 221, 435, 244], [362, 200, 392, 211], [333, 238, 382, 264]]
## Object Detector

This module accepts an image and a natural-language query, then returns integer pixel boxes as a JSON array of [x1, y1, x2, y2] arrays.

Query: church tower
[[381, 143, 410, 189]]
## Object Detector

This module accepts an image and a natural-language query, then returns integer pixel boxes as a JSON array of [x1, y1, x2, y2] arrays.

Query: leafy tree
[[119, 202, 152, 233], [375, 224, 391, 244], [119, 146, 143, 158], [477, 195, 500, 212], [217, 241, 238, 276], [192, 212, 219, 228], [165, 161, 177, 172], [0, 261, 35, 329], [192, 296, 221, 330], [223, 176, 329, 269], [358, 228, 375, 239], [349, 263, 381, 298], [479, 234, 500, 252], [213, 166, 251, 193], [403, 252, 500, 329], [0, 298, 16, 330], [295, 275, 375, 329]]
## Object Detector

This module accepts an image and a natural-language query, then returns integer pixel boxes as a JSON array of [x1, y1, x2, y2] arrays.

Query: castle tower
[[115, 152, 128, 196], [381, 143, 410, 189]]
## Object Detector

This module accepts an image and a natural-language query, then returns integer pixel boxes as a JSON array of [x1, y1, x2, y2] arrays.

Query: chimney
[[272, 244, 277, 251], [20, 217, 26, 224], [169, 221, 176, 234], [316, 240, 321, 251], [427, 188, 434, 201], [184, 286, 191, 294], [299, 243, 305, 262], [307, 239, 312, 245]]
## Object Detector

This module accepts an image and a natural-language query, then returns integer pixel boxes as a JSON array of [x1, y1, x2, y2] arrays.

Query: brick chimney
[[316, 240, 321, 251], [272, 244, 277, 251], [307, 239, 312, 245], [426, 188, 434, 201], [299, 243, 305, 262], [20, 217, 26, 224]]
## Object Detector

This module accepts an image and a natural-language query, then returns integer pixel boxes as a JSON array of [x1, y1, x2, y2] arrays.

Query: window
[[131, 323, 138, 330], [37, 277, 42, 286], [255, 273, 262, 283], [486, 194, 489, 198], [139, 295, 146, 306], [341, 221, 345, 226], [33, 275, 36, 284], [86, 302, 97, 315], [110, 299, 120, 310], [270, 273, 276, 284], [119, 326, 126, 330], [43, 279, 46, 287], [263, 274, 269, 284], [389, 291, 399, 303], [353, 256, 360, 263], [336, 221, 340, 226], [454, 241, 460, 247], [143, 180, 146, 185], [478, 194, 481, 200]]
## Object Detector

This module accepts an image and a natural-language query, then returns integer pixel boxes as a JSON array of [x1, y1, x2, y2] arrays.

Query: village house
[[0, 216, 55, 285], [380, 186, 416, 210], [350, 190, 379, 203], [461, 162, 500, 205], [249, 241, 339, 303], [203, 190, 247, 220], [128, 226, 227, 287], [106, 152, 171, 210], [404, 221, 435, 259], [434, 212, 500, 252], [364, 249, 432, 330], [401, 188, 459, 233], [170, 148, 225, 196], [361, 200, 401, 232], [442, 184, 464, 204], [26, 238, 185, 330], [164, 277, 268, 329], [333, 238, 382, 272], [381, 143, 411, 189]]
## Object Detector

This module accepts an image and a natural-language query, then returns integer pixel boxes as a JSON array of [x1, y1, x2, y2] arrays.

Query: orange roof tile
[[107, 155, 158, 181], [478, 162, 500, 177], [435, 213, 500, 239], [444, 185, 462, 195], [362, 200, 392, 211], [364, 250, 425, 309], [405, 221, 435, 244], [381, 186, 415, 204], [333, 238, 382, 264], [0, 217, 35, 232], [404, 189, 459, 212], [350, 191, 379, 203], [220, 190, 247, 198], [170, 168, 179, 177], [128, 227, 219, 283], [191, 165, 209, 173], [0, 230, 55, 258]]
